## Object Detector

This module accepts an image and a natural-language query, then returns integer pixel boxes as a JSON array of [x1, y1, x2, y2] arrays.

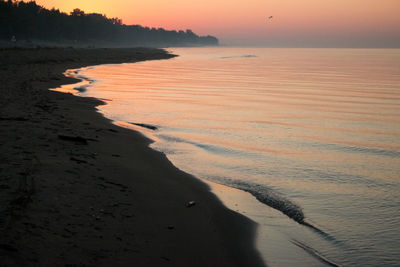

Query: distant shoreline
[[0, 47, 264, 266], [1, 1, 219, 47]]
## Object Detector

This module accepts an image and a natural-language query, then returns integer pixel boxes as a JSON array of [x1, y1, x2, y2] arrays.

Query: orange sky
[[34, 0, 400, 47]]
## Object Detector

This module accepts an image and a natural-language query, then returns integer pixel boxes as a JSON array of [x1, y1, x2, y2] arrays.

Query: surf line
[[291, 239, 342, 267], [230, 180, 335, 238]]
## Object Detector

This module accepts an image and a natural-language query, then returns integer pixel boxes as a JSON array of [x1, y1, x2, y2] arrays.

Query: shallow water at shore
[[57, 47, 400, 266]]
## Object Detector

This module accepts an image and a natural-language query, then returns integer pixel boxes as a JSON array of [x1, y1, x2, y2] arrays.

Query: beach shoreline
[[0, 47, 264, 266]]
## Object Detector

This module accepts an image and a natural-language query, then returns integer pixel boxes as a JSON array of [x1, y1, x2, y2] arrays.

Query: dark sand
[[0, 47, 264, 266]]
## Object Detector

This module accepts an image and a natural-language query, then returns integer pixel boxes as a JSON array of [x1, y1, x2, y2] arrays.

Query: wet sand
[[0, 47, 264, 266]]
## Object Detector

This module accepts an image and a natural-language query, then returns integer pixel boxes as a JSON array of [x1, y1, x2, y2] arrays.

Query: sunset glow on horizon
[[33, 0, 400, 47]]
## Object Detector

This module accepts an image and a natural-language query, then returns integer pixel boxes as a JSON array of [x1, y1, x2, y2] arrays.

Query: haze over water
[[61, 47, 400, 266]]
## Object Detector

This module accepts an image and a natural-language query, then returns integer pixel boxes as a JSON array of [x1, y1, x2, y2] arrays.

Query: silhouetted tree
[[0, 0, 219, 46]]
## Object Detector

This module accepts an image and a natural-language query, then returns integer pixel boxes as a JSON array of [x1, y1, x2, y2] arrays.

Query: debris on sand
[[58, 134, 95, 144], [186, 201, 196, 208], [0, 117, 28, 121], [69, 157, 87, 164], [129, 122, 158, 131]]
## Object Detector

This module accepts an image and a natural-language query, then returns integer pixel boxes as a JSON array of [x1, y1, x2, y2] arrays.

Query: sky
[[34, 0, 400, 47]]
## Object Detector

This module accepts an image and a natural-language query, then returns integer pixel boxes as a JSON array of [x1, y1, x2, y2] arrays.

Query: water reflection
[[55, 47, 400, 266]]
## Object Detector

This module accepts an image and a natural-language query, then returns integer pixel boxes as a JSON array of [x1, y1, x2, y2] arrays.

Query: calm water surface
[[60, 48, 400, 266]]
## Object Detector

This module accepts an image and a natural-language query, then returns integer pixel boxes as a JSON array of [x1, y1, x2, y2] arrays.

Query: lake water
[[58, 47, 400, 266]]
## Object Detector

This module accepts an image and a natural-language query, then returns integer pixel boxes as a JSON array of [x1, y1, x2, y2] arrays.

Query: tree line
[[0, 0, 219, 46]]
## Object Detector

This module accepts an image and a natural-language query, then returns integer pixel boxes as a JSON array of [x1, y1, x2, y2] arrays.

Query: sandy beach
[[0, 47, 264, 266]]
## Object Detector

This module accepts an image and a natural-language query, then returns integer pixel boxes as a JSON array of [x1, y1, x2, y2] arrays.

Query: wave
[[296, 140, 400, 159], [229, 179, 306, 223], [129, 122, 158, 130], [66, 68, 96, 93], [221, 179, 340, 240], [220, 54, 257, 59], [157, 134, 260, 159], [157, 133, 332, 234], [291, 239, 342, 267]]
